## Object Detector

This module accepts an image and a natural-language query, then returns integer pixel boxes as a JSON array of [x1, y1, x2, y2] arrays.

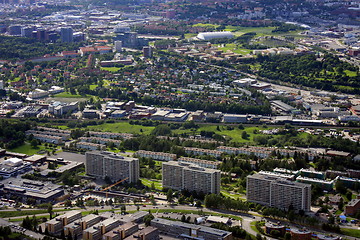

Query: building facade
[[85, 151, 139, 183], [247, 173, 311, 212], [162, 161, 220, 194]]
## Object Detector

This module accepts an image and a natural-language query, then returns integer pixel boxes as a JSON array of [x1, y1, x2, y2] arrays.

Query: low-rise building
[[76, 142, 106, 151], [136, 150, 176, 161], [345, 199, 360, 216], [151, 218, 232, 240], [0, 158, 32, 178], [184, 147, 222, 158], [178, 157, 220, 169]]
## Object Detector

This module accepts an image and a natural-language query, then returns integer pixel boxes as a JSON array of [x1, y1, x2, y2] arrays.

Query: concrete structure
[[114, 41, 122, 52], [64, 214, 102, 238], [296, 176, 334, 191], [162, 161, 221, 194], [197, 31, 234, 41], [136, 150, 176, 161], [247, 173, 311, 211], [151, 218, 232, 240], [85, 151, 139, 182], [143, 46, 152, 58]]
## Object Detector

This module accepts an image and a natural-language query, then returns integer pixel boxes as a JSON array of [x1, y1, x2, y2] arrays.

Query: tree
[[30, 139, 39, 148], [241, 131, 249, 140], [167, 189, 173, 202], [144, 213, 154, 226], [284, 232, 291, 240], [47, 204, 53, 219]]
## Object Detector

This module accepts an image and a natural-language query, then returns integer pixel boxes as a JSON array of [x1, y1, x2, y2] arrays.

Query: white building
[[197, 31, 234, 41]]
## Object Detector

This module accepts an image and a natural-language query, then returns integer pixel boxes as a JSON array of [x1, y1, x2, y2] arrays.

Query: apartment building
[[45, 211, 82, 235], [30, 133, 63, 144], [79, 137, 122, 147], [64, 214, 102, 238], [76, 142, 106, 151], [296, 176, 334, 191], [162, 161, 220, 194], [85, 151, 139, 183], [83, 218, 121, 240], [88, 131, 133, 140], [136, 150, 176, 161], [184, 147, 222, 158], [247, 173, 311, 212], [178, 157, 221, 169]]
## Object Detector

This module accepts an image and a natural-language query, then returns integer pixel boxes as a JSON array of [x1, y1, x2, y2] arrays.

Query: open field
[[100, 67, 121, 72], [10, 142, 59, 156], [141, 178, 163, 191], [86, 122, 155, 135]]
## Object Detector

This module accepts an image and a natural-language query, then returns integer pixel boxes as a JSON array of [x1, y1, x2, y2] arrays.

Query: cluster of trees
[[21, 215, 38, 231], [0, 36, 83, 61], [204, 194, 249, 212], [211, 223, 253, 239], [0, 119, 34, 149], [257, 54, 360, 93]]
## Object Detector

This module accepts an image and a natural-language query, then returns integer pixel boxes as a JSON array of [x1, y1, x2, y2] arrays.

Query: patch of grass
[[90, 84, 98, 90], [221, 190, 246, 200], [344, 70, 357, 77], [341, 228, 360, 238], [184, 33, 197, 39], [141, 178, 163, 191], [101, 67, 121, 72], [9, 142, 57, 156], [0, 209, 72, 218], [192, 23, 220, 29], [87, 122, 155, 135], [53, 92, 86, 98]]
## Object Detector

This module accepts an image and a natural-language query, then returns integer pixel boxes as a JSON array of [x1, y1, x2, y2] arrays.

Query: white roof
[[197, 31, 234, 40]]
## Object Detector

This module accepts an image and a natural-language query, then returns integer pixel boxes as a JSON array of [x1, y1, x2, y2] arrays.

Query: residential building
[[178, 157, 220, 169], [162, 161, 221, 194], [76, 142, 106, 151], [296, 176, 334, 191], [136, 150, 176, 161], [184, 147, 222, 158], [85, 151, 139, 182], [151, 218, 232, 240], [345, 199, 360, 216], [45, 211, 82, 234], [247, 173, 311, 211]]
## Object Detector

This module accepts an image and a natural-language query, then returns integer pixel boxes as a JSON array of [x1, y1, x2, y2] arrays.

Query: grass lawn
[[0, 209, 73, 218], [221, 190, 246, 200], [53, 92, 87, 98], [141, 178, 163, 191], [192, 23, 220, 29], [90, 84, 98, 90], [341, 228, 360, 238], [101, 67, 121, 72], [87, 122, 155, 135], [9, 142, 57, 156], [184, 33, 197, 39], [344, 70, 357, 77], [217, 43, 252, 55]]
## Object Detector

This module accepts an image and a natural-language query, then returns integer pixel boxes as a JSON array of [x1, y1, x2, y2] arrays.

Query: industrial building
[[247, 173, 311, 212], [85, 151, 139, 183], [162, 161, 221, 194]]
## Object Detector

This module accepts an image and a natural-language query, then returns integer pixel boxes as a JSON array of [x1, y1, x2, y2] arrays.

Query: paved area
[[53, 151, 85, 163]]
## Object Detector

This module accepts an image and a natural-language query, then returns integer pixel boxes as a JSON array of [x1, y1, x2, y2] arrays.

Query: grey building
[[247, 173, 311, 212], [162, 161, 221, 194], [60, 27, 73, 43], [85, 151, 139, 183]]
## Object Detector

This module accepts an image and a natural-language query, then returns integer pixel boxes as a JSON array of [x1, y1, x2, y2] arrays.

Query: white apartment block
[[79, 137, 122, 147], [88, 131, 133, 140], [184, 147, 222, 158], [136, 150, 177, 161], [30, 133, 63, 144], [178, 157, 221, 169], [85, 151, 139, 183], [162, 161, 220, 194], [76, 142, 106, 151], [247, 173, 311, 212]]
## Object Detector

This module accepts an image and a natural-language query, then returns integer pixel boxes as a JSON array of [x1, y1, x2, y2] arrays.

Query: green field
[[87, 122, 155, 135], [221, 190, 246, 200], [192, 23, 220, 29], [217, 43, 252, 55], [9, 142, 58, 156], [141, 178, 163, 190], [101, 67, 121, 72], [53, 92, 87, 98], [341, 228, 360, 238]]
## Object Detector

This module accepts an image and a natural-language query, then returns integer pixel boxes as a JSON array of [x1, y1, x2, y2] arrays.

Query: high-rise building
[[247, 173, 311, 212], [21, 26, 34, 38], [85, 151, 139, 183], [60, 27, 73, 43], [114, 41, 122, 52], [162, 161, 220, 194], [143, 46, 152, 58]]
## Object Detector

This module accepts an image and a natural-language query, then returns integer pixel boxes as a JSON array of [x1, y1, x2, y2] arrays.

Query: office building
[[60, 27, 73, 43], [247, 173, 311, 212], [85, 151, 139, 183], [162, 161, 220, 194], [0, 158, 32, 178]]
